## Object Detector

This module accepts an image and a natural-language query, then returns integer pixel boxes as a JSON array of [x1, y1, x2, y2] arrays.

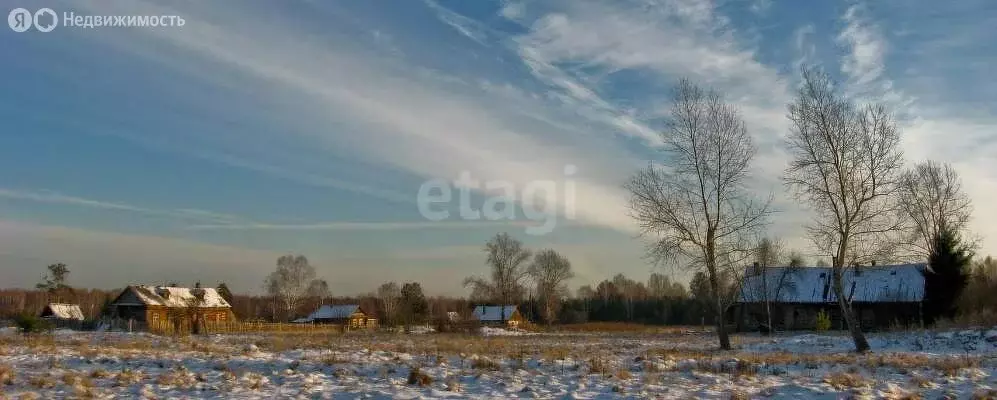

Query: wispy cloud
[[833, 2, 997, 255], [71, 0, 642, 236], [41, 0, 997, 262], [186, 220, 584, 231], [837, 5, 886, 87], [0, 188, 243, 223]]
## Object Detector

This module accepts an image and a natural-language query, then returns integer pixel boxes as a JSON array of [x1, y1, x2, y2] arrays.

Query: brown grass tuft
[[823, 372, 871, 390], [407, 368, 433, 387], [588, 358, 611, 375], [0, 363, 14, 385], [472, 357, 501, 371]]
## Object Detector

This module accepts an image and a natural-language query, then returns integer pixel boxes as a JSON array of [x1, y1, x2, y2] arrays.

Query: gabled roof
[[41, 303, 85, 320], [307, 304, 363, 320], [472, 305, 518, 321], [113, 285, 231, 308], [738, 263, 926, 304]]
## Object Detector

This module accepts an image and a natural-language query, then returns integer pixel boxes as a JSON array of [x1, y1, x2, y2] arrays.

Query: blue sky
[[1, 0, 995, 296]]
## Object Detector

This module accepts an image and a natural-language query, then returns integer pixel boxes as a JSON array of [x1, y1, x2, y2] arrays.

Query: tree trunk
[[707, 263, 731, 350], [715, 296, 731, 350], [832, 264, 870, 352], [762, 266, 771, 335]]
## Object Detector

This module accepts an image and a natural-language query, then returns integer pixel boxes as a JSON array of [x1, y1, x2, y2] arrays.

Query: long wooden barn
[[731, 263, 926, 332]]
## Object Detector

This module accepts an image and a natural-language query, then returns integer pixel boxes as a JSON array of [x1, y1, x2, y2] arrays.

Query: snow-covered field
[[2, 327, 997, 399]]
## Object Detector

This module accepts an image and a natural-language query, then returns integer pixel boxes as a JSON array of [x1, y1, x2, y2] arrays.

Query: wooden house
[[301, 304, 377, 329], [106, 285, 233, 331], [731, 263, 926, 332], [471, 305, 524, 327]]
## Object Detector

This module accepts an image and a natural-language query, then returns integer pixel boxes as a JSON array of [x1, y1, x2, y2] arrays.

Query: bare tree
[[753, 238, 783, 334], [786, 250, 807, 267], [264, 254, 319, 321], [783, 67, 906, 352], [648, 273, 686, 298], [376, 282, 401, 326], [464, 233, 532, 311], [307, 279, 331, 302], [899, 160, 974, 259], [37, 263, 73, 303], [528, 249, 574, 324], [627, 79, 771, 350]]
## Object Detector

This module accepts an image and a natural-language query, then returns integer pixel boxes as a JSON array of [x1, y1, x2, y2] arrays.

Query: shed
[[40, 303, 85, 321], [471, 305, 524, 327], [305, 304, 377, 329]]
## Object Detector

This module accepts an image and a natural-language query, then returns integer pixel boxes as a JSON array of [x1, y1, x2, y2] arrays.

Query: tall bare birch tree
[[627, 79, 771, 350], [264, 254, 319, 321], [783, 67, 906, 352], [899, 160, 973, 259], [528, 249, 573, 324], [464, 233, 532, 315]]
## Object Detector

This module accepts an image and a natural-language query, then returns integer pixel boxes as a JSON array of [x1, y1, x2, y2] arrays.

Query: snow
[[744, 328, 997, 355], [42, 303, 85, 320], [128, 285, 231, 308], [2, 327, 997, 398], [479, 327, 531, 336]]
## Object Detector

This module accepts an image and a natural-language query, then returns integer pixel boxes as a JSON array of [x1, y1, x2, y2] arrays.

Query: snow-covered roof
[[472, 305, 518, 321], [738, 263, 926, 304], [307, 304, 363, 320], [117, 285, 231, 308], [41, 303, 85, 320]]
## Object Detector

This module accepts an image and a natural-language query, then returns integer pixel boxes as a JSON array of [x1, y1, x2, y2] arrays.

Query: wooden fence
[[144, 319, 345, 335]]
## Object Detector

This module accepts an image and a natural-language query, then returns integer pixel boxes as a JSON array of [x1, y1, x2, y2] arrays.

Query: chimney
[[753, 262, 761, 275], [871, 260, 876, 266]]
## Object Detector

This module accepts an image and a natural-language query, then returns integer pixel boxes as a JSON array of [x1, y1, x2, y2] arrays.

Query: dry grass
[[114, 368, 144, 387], [321, 353, 350, 366], [155, 367, 198, 388], [909, 374, 935, 389], [0, 363, 14, 385], [588, 358, 611, 375], [28, 373, 57, 389], [407, 368, 433, 387], [471, 357, 501, 371], [823, 372, 872, 390], [61, 371, 94, 388], [551, 322, 676, 333], [444, 375, 461, 392], [241, 372, 268, 390], [89, 368, 112, 379]]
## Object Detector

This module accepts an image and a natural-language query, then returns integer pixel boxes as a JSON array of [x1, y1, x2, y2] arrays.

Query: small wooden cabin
[[471, 305, 524, 327], [302, 304, 377, 329]]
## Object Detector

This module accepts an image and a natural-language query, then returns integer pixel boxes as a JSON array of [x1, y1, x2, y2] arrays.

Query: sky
[[1, 0, 995, 296]]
